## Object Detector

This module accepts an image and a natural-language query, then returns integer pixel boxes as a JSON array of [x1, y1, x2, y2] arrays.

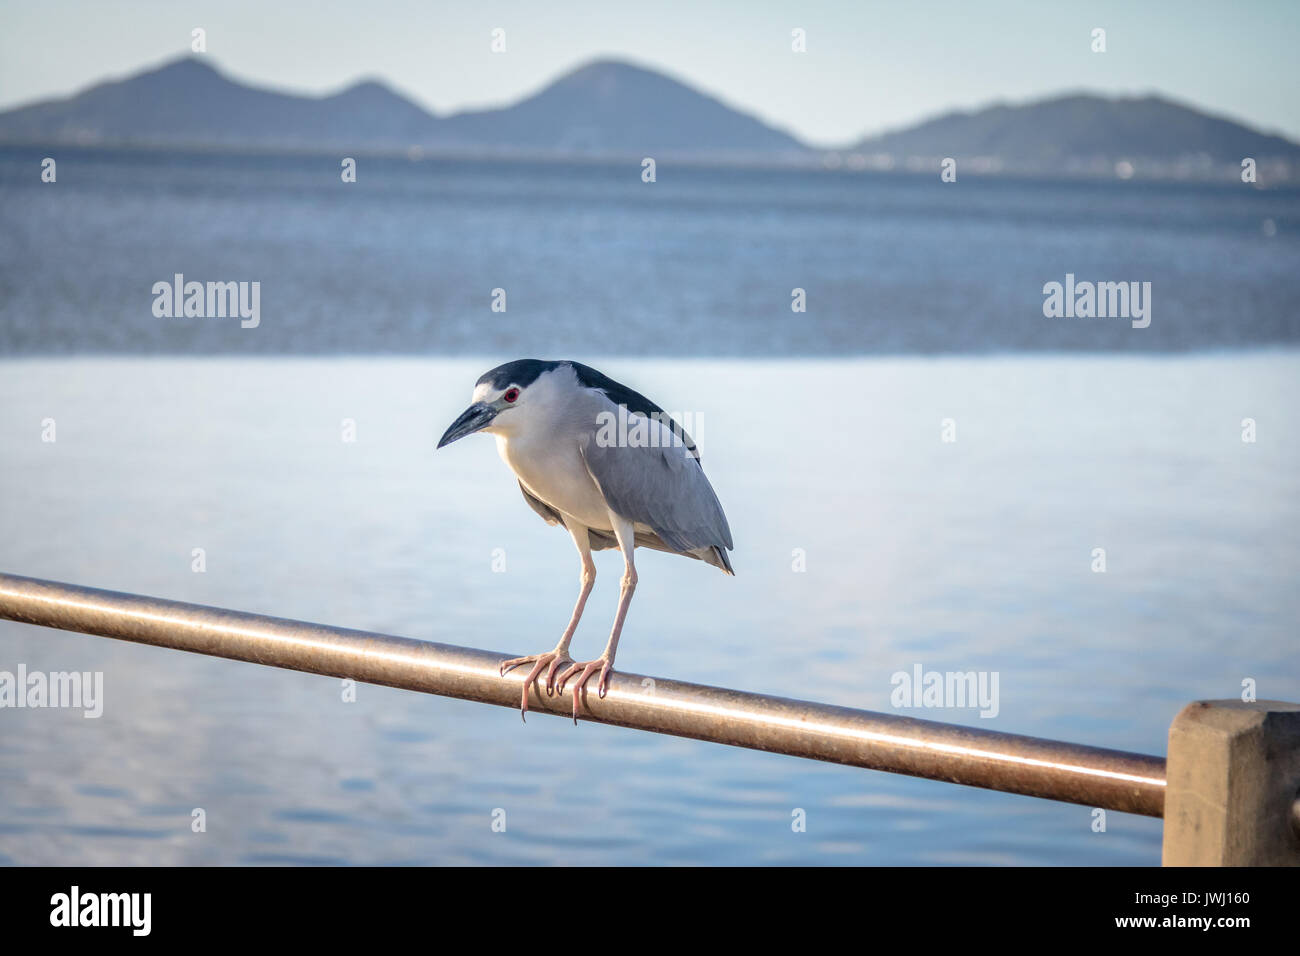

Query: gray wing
[[579, 432, 733, 556], [518, 481, 563, 526], [520, 479, 686, 557]]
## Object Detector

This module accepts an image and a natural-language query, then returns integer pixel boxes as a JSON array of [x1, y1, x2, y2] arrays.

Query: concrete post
[[1163, 699, 1300, 866]]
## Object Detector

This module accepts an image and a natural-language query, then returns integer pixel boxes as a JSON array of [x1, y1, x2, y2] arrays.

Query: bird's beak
[[437, 402, 498, 448]]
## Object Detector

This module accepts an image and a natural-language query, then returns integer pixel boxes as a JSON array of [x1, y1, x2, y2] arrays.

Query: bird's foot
[[554, 657, 614, 724], [499, 650, 573, 721]]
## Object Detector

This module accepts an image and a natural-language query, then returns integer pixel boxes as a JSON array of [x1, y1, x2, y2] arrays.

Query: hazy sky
[[2, 0, 1297, 145]]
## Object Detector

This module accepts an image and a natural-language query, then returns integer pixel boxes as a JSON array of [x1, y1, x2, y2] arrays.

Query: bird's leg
[[499, 522, 594, 719], [557, 517, 637, 723]]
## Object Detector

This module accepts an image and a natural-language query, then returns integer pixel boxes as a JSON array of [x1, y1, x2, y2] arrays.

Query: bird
[[437, 359, 734, 722]]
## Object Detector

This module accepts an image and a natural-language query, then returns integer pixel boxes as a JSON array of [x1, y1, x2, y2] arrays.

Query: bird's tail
[[707, 545, 735, 576]]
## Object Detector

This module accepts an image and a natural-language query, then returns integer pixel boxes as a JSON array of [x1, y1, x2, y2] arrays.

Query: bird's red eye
[[504, 388, 520, 403]]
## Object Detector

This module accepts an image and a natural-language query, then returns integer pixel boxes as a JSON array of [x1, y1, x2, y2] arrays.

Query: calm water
[[0, 146, 1297, 356], [1, 354, 1297, 865], [1, 148, 1297, 863]]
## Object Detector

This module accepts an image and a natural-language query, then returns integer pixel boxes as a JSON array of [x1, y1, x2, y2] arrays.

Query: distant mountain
[[0, 57, 438, 149], [3, 58, 1295, 177], [849, 93, 1300, 174], [0, 56, 808, 158], [438, 59, 805, 155]]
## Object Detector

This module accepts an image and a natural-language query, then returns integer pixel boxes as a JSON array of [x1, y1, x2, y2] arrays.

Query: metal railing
[[0, 572, 1166, 816]]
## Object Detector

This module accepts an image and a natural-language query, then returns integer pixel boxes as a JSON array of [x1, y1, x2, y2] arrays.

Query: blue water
[[0, 146, 1297, 356], [1, 354, 1297, 865], [0, 148, 1297, 864]]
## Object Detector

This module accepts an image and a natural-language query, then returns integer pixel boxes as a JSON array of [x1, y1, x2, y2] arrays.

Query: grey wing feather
[[521, 480, 686, 556], [514, 481, 637, 556], [579, 435, 733, 555], [518, 482, 563, 526]]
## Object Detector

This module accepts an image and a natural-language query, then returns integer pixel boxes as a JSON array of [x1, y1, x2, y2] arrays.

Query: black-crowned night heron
[[438, 359, 734, 721]]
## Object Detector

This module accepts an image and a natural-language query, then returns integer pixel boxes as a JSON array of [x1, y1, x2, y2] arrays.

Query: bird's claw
[[554, 658, 613, 724], [499, 650, 573, 721]]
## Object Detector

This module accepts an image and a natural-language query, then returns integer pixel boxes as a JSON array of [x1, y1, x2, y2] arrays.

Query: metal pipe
[[0, 572, 1166, 816]]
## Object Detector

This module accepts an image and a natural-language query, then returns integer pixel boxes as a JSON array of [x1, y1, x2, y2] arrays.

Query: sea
[[0, 146, 1297, 864]]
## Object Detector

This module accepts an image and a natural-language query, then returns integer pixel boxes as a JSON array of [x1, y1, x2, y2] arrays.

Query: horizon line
[[6, 50, 1297, 152]]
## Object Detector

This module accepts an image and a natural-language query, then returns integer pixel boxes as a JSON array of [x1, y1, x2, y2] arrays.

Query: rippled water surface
[[1, 354, 1296, 864], [1, 147, 1297, 356]]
